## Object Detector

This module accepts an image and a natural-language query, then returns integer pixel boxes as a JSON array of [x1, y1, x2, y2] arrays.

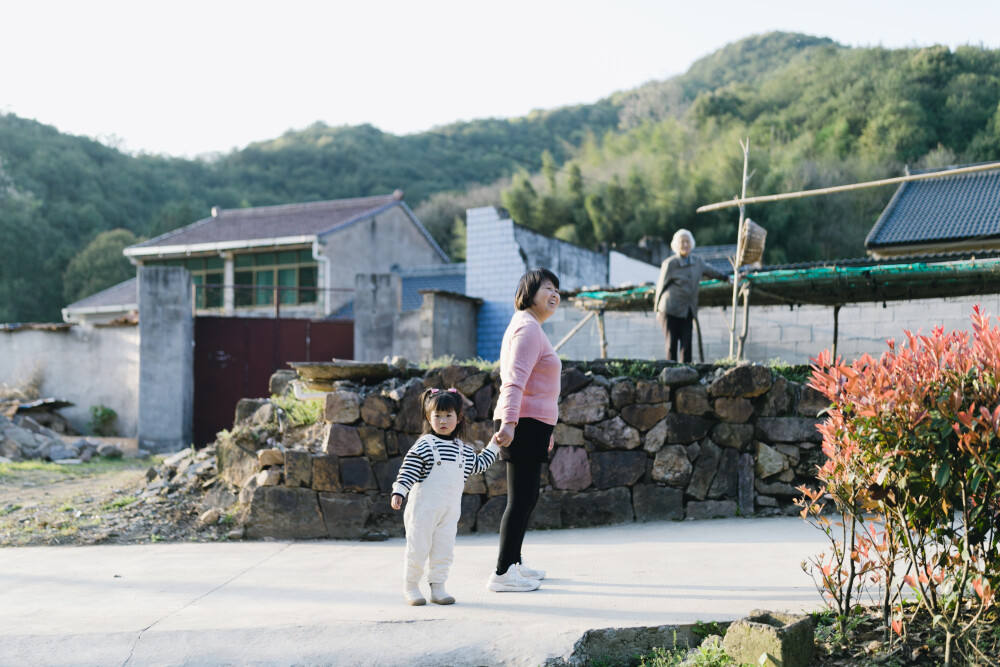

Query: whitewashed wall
[[0, 325, 139, 436], [545, 293, 1000, 363]]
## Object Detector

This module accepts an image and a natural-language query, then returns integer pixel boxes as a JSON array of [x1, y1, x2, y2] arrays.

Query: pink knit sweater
[[494, 309, 562, 425]]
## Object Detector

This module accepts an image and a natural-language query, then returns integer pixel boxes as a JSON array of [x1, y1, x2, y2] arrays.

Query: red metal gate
[[193, 317, 353, 446]]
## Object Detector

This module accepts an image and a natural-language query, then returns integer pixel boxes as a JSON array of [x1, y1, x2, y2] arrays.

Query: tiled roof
[[128, 191, 418, 251], [866, 166, 1000, 249], [64, 277, 138, 311]]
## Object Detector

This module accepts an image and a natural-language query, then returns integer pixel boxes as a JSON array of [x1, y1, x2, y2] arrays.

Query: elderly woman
[[487, 268, 561, 593], [653, 229, 726, 362]]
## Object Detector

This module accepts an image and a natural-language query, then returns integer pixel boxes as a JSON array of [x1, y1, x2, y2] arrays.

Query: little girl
[[391, 388, 501, 606]]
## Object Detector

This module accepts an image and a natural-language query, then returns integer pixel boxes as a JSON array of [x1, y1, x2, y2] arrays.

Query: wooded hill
[[2, 32, 999, 322]]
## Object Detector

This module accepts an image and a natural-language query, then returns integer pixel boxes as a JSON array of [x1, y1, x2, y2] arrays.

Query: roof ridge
[[216, 191, 403, 218]]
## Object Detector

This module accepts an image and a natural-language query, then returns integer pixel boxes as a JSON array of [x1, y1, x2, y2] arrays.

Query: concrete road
[[0, 517, 830, 666]]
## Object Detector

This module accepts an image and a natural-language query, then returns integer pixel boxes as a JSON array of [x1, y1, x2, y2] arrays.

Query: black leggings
[[496, 460, 542, 575]]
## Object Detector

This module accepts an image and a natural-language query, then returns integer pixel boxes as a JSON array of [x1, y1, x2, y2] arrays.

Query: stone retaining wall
[[217, 360, 828, 540]]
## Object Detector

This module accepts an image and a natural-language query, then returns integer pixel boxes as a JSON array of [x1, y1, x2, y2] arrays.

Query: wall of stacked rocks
[[217, 361, 830, 540]]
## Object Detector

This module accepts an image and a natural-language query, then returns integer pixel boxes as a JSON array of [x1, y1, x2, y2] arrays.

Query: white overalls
[[403, 442, 466, 584]]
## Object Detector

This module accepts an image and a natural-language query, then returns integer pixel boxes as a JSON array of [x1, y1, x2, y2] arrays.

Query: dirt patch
[[0, 456, 235, 547]]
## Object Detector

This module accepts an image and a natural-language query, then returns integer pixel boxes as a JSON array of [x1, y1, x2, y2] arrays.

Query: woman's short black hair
[[514, 268, 560, 310]]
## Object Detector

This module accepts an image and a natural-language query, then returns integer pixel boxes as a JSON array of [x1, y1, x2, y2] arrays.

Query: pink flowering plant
[[798, 306, 1000, 665]]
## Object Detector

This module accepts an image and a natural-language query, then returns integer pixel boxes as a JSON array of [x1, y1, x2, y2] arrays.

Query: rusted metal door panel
[[193, 317, 353, 446]]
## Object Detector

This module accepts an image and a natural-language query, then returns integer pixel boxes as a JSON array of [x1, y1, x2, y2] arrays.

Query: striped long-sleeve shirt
[[391, 434, 501, 497]]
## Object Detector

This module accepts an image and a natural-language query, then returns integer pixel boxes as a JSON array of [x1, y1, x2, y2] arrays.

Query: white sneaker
[[487, 563, 541, 592], [517, 562, 545, 580]]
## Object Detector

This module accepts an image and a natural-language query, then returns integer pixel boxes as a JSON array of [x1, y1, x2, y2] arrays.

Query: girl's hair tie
[[429, 388, 458, 394]]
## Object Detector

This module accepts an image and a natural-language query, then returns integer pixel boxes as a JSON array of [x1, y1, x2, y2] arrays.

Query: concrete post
[[138, 266, 194, 453], [223, 252, 235, 315], [353, 274, 400, 362]]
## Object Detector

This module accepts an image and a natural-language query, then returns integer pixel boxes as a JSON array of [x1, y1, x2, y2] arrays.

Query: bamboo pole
[[554, 310, 597, 352], [596, 309, 608, 359], [697, 161, 1000, 213]]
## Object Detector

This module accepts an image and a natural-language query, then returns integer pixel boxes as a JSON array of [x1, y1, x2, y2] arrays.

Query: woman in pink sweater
[[487, 268, 562, 593]]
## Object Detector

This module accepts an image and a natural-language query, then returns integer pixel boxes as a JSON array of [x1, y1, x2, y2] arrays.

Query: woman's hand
[[494, 422, 516, 447], [390, 493, 404, 510], [548, 434, 555, 452]]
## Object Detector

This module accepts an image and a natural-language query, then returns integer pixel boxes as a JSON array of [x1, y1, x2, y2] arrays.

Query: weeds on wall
[[270, 394, 322, 427], [88, 405, 118, 436], [797, 306, 1000, 666]]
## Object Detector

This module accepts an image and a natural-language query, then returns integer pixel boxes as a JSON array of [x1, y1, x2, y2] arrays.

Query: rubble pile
[[0, 413, 132, 464]]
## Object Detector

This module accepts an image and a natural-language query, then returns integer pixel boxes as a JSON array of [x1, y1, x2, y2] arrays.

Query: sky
[[3, 0, 1000, 159]]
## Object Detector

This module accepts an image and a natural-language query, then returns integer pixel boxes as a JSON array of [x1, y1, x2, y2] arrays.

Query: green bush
[[88, 405, 118, 436]]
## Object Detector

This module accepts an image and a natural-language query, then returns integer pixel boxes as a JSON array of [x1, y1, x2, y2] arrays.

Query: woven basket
[[738, 218, 766, 266]]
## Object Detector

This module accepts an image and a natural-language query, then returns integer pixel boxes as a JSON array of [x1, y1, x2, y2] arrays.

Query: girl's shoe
[[487, 563, 540, 592], [404, 582, 426, 606], [517, 562, 545, 580], [430, 583, 455, 605]]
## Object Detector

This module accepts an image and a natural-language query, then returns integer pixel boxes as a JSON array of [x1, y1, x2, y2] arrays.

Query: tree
[[62, 229, 142, 304]]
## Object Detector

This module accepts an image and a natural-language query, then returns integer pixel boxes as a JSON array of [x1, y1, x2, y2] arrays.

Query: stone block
[[392, 379, 426, 433], [674, 385, 711, 415], [235, 398, 269, 424], [384, 430, 399, 456], [357, 426, 387, 461], [560, 487, 633, 527], [549, 445, 592, 491], [635, 379, 670, 404], [457, 494, 482, 534], [756, 418, 822, 443], [590, 450, 646, 489], [476, 495, 507, 533], [473, 384, 494, 421], [686, 439, 721, 501], [217, 438, 259, 488], [360, 394, 395, 428], [560, 385, 610, 425], [620, 403, 670, 431], [339, 457, 378, 492], [365, 494, 404, 538], [585, 417, 641, 451], [257, 448, 284, 468], [712, 423, 754, 450], [268, 369, 298, 396], [723, 610, 814, 667], [739, 453, 755, 515], [484, 461, 507, 496], [324, 424, 364, 456], [568, 625, 699, 667], [708, 448, 739, 499], [464, 471, 486, 494], [243, 486, 326, 539], [796, 384, 830, 418], [665, 412, 710, 444], [372, 458, 403, 493], [466, 420, 494, 447], [526, 491, 562, 530], [318, 492, 373, 539], [658, 366, 699, 387], [283, 449, 312, 488], [560, 367, 592, 396], [651, 445, 692, 486], [632, 485, 684, 522], [311, 455, 341, 492], [258, 468, 281, 486], [324, 390, 361, 423], [755, 479, 800, 496], [643, 417, 668, 454], [685, 499, 737, 520], [455, 371, 489, 397], [713, 397, 754, 423], [707, 364, 773, 398], [759, 375, 790, 417], [610, 380, 636, 409], [553, 423, 584, 446]]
